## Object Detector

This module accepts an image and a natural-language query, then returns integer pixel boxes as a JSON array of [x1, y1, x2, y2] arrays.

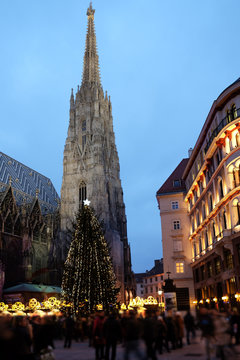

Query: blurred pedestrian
[[198, 307, 214, 360], [122, 311, 146, 360], [174, 312, 184, 348], [93, 310, 106, 360], [184, 310, 195, 345], [63, 315, 75, 348], [143, 310, 157, 359], [13, 315, 34, 360], [155, 315, 169, 354], [103, 312, 121, 360]]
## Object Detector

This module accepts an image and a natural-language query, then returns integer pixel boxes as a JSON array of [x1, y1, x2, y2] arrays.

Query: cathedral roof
[[157, 158, 189, 196], [0, 151, 59, 212]]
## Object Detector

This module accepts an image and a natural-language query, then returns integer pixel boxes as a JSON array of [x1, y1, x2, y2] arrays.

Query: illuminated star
[[83, 199, 91, 206]]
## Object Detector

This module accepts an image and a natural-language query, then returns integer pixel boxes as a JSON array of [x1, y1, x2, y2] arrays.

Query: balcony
[[204, 107, 240, 154]]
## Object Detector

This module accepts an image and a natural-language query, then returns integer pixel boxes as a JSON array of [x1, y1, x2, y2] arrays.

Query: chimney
[[188, 148, 193, 158]]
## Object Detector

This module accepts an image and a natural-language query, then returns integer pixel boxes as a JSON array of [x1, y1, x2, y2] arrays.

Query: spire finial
[[36, 188, 39, 199], [87, 2, 95, 19], [82, 3, 101, 86], [8, 175, 12, 186]]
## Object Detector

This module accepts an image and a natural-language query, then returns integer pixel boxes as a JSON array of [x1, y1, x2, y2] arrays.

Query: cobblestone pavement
[[53, 336, 240, 360]]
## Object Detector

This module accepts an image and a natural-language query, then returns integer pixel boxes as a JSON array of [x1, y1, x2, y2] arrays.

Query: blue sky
[[1, 0, 240, 272]]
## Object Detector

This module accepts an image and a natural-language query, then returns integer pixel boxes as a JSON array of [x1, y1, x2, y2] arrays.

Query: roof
[[134, 273, 146, 283], [0, 152, 59, 209], [156, 158, 189, 195], [3, 283, 61, 294], [147, 259, 164, 276]]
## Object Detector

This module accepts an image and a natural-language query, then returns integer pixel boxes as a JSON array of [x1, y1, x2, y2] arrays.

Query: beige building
[[182, 78, 240, 307], [60, 4, 134, 302], [157, 160, 195, 311]]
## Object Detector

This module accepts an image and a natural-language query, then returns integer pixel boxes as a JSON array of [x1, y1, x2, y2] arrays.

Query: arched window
[[41, 226, 48, 243], [79, 182, 87, 207], [223, 210, 227, 230], [231, 104, 237, 120], [205, 231, 209, 249], [193, 242, 197, 257], [33, 225, 40, 242], [234, 199, 240, 226], [219, 178, 224, 199], [4, 214, 13, 234], [209, 194, 213, 212], [196, 211, 200, 227], [202, 202, 206, 220], [212, 221, 216, 242], [227, 110, 231, 123], [14, 217, 21, 236], [199, 238, 202, 253]]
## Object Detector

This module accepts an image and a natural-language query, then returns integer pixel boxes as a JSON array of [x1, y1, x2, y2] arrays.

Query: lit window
[[176, 261, 184, 273], [171, 201, 179, 210], [173, 220, 180, 230]]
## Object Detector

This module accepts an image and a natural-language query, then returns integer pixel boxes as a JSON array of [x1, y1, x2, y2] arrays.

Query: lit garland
[[61, 203, 118, 313]]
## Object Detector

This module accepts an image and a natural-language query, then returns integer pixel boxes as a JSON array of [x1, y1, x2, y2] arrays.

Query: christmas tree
[[61, 200, 119, 313]]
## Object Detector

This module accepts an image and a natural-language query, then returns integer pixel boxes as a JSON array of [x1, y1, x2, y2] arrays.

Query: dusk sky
[[1, 0, 240, 272]]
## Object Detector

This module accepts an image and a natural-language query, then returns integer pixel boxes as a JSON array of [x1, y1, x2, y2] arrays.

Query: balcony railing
[[204, 108, 240, 154]]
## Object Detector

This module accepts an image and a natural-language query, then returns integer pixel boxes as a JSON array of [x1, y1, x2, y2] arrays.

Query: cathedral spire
[[82, 2, 101, 87]]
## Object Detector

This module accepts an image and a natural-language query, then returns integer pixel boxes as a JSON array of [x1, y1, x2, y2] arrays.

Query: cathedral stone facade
[[61, 4, 134, 301]]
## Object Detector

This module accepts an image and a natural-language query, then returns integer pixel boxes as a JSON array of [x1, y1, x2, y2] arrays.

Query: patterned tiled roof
[[156, 158, 189, 195], [0, 152, 59, 210]]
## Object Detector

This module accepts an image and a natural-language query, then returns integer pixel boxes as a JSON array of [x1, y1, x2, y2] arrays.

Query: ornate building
[[183, 78, 240, 307], [157, 160, 195, 311], [60, 4, 134, 301], [0, 151, 60, 297]]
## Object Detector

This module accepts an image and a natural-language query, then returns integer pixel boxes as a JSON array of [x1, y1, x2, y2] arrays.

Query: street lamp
[[158, 289, 163, 307]]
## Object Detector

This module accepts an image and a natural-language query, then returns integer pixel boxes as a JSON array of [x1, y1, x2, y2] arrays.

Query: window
[[161, 275, 163, 280], [173, 179, 181, 187], [207, 262, 213, 278], [82, 120, 86, 132], [196, 211, 200, 227], [205, 231, 209, 249], [219, 179, 224, 199], [155, 286, 158, 292], [79, 183, 87, 207], [171, 201, 179, 210], [176, 261, 184, 273], [140, 284, 143, 288], [150, 287, 153, 293], [214, 258, 221, 275], [173, 220, 180, 230], [145, 287, 147, 294], [155, 277, 157, 281], [173, 240, 183, 252], [225, 251, 233, 269], [141, 290, 143, 294], [145, 278, 147, 284], [82, 135, 86, 149], [150, 278, 152, 283], [223, 211, 227, 229]]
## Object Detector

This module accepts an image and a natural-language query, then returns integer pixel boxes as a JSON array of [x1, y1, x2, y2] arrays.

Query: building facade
[[60, 4, 134, 301], [135, 259, 164, 303], [0, 151, 60, 296], [157, 160, 195, 311], [182, 78, 240, 307]]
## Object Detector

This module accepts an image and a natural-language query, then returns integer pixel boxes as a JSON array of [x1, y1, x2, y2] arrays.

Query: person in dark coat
[[103, 312, 121, 360], [63, 315, 75, 348], [155, 315, 169, 354], [143, 311, 157, 360], [13, 316, 34, 360], [184, 310, 195, 345], [121, 311, 146, 360], [93, 311, 106, 360]]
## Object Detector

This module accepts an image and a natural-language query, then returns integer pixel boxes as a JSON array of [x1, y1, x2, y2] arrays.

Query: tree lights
[[61, 203, 118, 313]]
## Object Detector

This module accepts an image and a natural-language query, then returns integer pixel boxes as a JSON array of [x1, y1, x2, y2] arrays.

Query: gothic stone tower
[[61, 4, 134, 301]]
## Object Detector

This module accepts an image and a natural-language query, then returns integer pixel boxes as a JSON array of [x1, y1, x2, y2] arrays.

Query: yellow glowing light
[[0, 302, 8, 311], [12, 302, 25, 311], [193, 300, 198, 304], [206, 299, 210, 303], [96, 304, 103, 310], [213, 297, 217, 303], [199, 300, 203, 304], [29, 298, 38, 309], [121, 304, 127, 311], [221, 296, 229, 302]]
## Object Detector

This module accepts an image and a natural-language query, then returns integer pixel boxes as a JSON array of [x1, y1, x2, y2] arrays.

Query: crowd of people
[[0, 306, 240, 360]]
